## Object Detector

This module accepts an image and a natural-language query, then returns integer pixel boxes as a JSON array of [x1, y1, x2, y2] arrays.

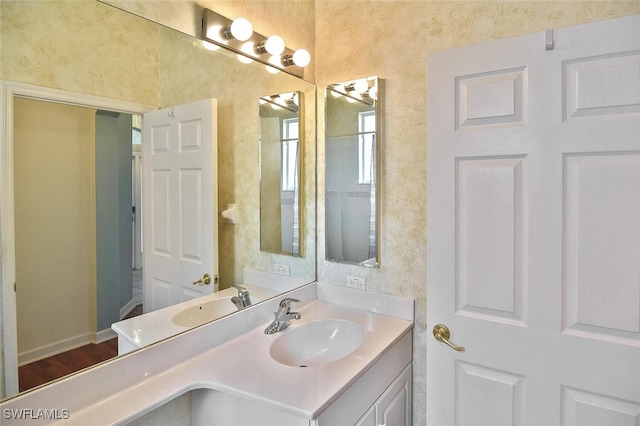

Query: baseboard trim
[[18, 328, 119, 366], [120, 299, 138, 320], [18, 333, 93, 366], [95, 328, 117, 344]]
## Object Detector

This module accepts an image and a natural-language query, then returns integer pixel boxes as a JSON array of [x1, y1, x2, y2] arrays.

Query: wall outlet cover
[[274, 264, 290, 276], [346, 275, 366, 290]]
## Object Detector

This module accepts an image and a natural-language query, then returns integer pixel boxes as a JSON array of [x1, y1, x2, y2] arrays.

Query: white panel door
[[427, 15, 640, 426], [143, 99, 218, 312]]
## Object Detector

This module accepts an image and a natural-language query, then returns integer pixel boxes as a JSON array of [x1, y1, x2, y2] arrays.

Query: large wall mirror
[[0, 1, 316, 400], [325, 77, 382, 268], [260, 92, 304, 256]]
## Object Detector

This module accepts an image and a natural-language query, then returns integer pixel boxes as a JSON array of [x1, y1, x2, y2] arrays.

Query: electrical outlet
[[346, 275, 366, 290], [274, 264, 290, 276]]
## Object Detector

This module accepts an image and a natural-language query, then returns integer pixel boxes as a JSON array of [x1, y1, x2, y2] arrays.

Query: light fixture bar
[[202, 8, 307, 78]]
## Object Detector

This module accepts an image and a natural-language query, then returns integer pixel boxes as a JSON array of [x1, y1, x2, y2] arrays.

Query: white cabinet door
[[143, 98, 218, 311], [355, 406, 376, 426], [427, 14, 640, 426], [376, 365, 411, 426]]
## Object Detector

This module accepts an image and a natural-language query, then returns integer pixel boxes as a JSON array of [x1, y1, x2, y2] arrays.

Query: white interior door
[[143, 98, 218, 312], [426, 15, 640, 425]]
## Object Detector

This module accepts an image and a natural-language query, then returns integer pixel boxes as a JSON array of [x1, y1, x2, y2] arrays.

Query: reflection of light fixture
[[265, 56, 281, 74], [202, 41, 220, 51], [327, 79, 376, 106], [282, 49, 311, 67], [237, 54, 253, 64], [260, 93, 299, 113], [237, 42, 256, 63], [354, 79, 369, 93], [265, 65, 280, 74], [223, 18, 253, 41], [256, 35, 285, 56]]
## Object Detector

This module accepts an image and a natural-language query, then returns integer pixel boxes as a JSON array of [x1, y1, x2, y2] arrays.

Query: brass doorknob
[[193, 273, 212, 286], [433, 324, 465, 352]]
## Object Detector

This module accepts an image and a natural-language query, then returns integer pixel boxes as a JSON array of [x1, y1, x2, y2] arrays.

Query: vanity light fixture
[[222, 18, 253, 41], [202, 8, 310, 78], [256, 35, 286, 56], [281, 49, 311, 68]]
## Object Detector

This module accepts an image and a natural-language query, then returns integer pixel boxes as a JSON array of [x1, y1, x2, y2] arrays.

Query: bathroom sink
[[269, 319, 365, 367], [172, 298, 257, 327]]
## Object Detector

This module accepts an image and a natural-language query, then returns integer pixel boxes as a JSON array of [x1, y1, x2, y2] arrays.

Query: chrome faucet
[[264, 298, 301, 334], [230, 285, 252, 310]]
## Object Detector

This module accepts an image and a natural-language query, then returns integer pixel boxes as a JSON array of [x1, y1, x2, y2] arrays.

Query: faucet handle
[[279, 298, 300, 309]]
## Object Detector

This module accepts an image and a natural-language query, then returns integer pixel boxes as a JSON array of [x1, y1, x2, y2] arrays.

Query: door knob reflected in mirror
[[433, 324, 465, 352], [193, 273, 212, 286]]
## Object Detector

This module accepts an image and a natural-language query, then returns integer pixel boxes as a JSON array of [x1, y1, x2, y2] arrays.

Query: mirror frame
[[324, 77, 383, 268]]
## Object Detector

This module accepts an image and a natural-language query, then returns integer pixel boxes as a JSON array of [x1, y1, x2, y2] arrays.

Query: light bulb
[[354, 79, 369, 94], [202, 41, 220, 51], [265, 56, 281, 74], [292, 49, 311, 67], [237, 49, 253, 64], [264, 35, 285, 56], [229, 18, 253, 41], [330, 84, 345, 97], [369, 86, 378, 100]]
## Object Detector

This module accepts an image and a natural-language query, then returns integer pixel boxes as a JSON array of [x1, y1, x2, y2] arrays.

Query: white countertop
[[0, 282, 414, 425], [111, 284, 279, 351], [193, 300, 412, 418]]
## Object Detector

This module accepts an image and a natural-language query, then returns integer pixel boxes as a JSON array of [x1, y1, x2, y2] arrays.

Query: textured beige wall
[[14, 98, 97, 356], [315, 1, 640, 424], [0, 1, 160, 104]]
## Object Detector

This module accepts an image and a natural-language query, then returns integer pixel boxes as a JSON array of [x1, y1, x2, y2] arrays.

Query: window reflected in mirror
[[325, 77, 382, 268], [259, 91, 304, 257]]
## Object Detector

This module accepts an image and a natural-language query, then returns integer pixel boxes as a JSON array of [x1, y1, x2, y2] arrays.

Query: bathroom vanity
[[111, 284, 279, 355], [0, 282, 413, 425], [111, 269, 308, 355]]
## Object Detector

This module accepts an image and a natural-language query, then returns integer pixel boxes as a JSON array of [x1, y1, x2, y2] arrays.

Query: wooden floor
[[18, 304, 143, 393]]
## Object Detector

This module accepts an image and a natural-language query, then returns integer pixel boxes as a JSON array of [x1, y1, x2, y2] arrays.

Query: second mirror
[[325, 77, 382, 267], [260, 91, 304, 257]]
